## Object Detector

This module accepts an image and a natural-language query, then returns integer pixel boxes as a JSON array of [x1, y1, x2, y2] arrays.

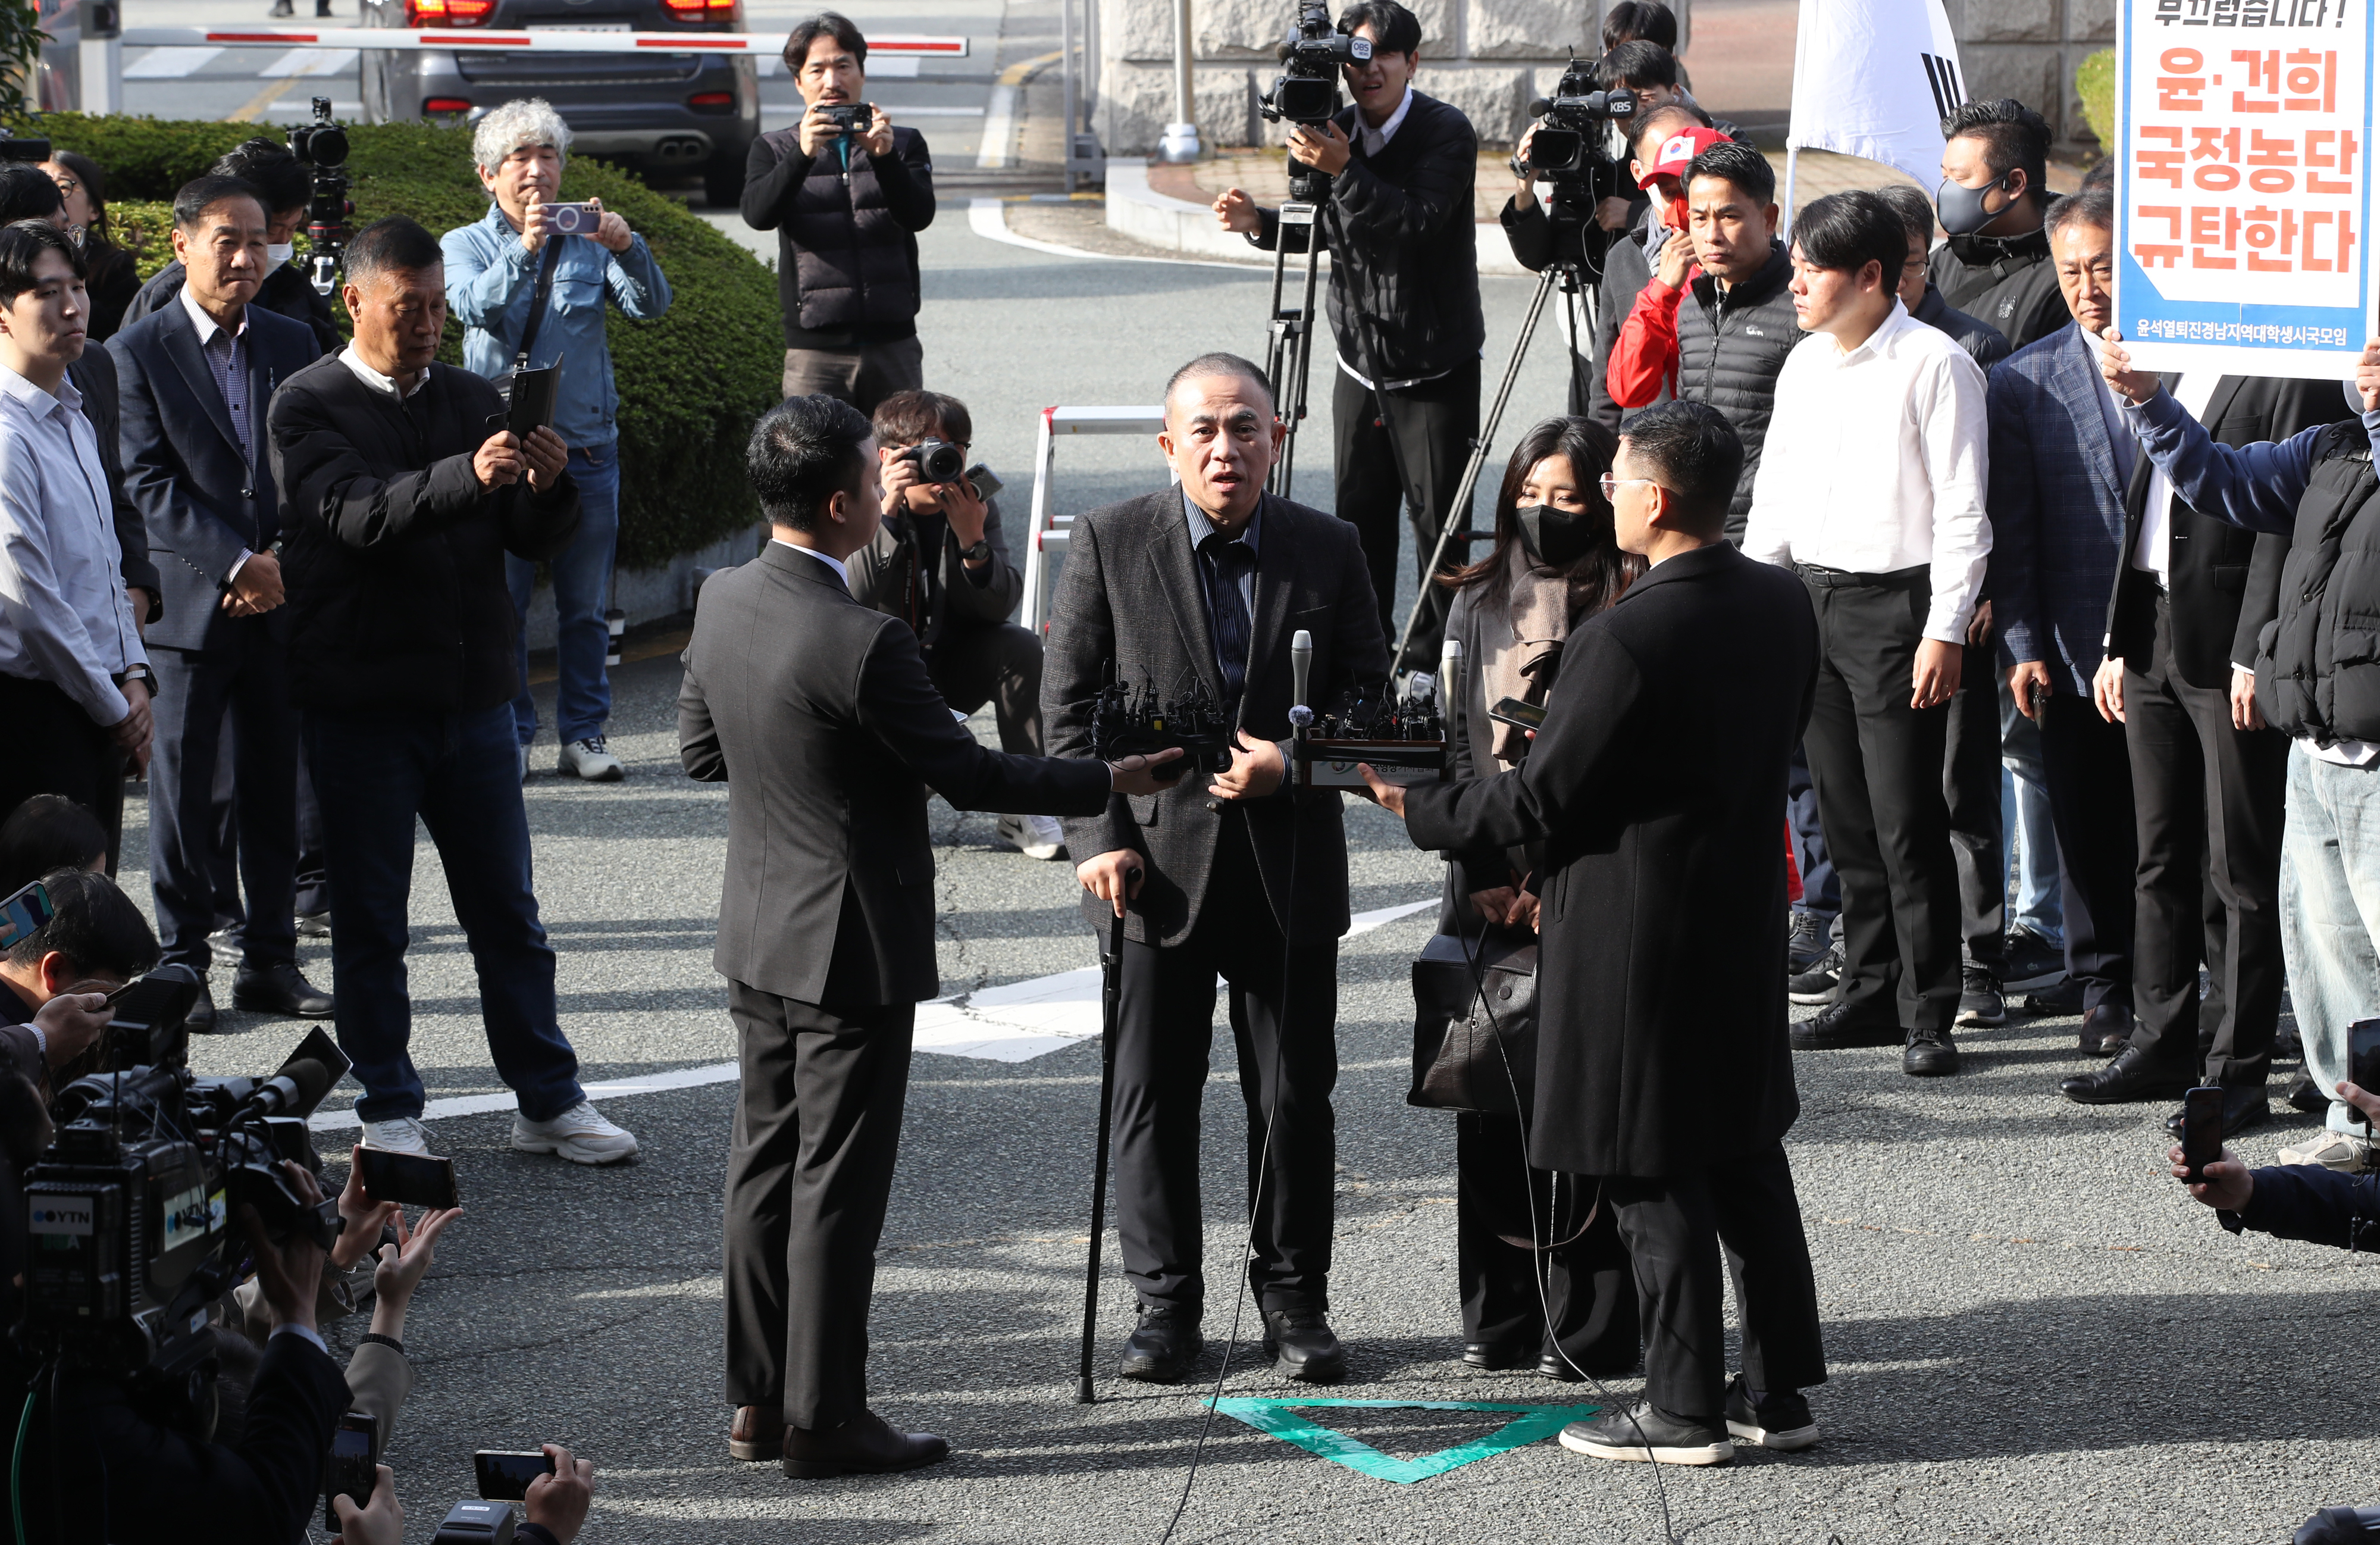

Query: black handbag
[[1407, 927, 1538, 1115], [493, 238, 562, 413]]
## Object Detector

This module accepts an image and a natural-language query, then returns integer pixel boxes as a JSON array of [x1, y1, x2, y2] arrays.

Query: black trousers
[[2121, 596, 2288, 1084], [1455, 1112, 1638, 1372], [2038, 689, 2137, 1014], [207, 710, 329, 927], [1605, 1144, 1827, 1419], [722, 984, 914, 1430], [1944, 642, 2007, 969], [0, 673, 123, 872], [1113, 814, 1338, 1313], [1332, 359, 1480, 673], [1800, 568, 1962, 1034], [923, 620, 1042, 755], [151, 634, 299, 972]]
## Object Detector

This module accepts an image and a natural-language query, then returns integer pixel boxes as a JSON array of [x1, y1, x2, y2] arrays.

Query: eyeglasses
[[49, 177, 77, 197], [1598, 474, 1658, 499]]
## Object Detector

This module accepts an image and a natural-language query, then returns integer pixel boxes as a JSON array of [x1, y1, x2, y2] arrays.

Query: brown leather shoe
[[728, 1406, 785, 1462], [782, 1408, 951, 1480], [2080, 1002, 2132, 1058]]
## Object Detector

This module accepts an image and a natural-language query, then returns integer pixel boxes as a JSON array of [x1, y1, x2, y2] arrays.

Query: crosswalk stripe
[[123, 45, 223, 77]]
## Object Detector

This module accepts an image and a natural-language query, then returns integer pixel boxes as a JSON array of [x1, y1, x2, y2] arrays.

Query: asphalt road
[[100, 39, 2380, 1545]]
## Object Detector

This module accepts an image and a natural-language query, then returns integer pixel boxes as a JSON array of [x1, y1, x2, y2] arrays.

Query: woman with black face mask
[[1432, 414, 1646, 1383]]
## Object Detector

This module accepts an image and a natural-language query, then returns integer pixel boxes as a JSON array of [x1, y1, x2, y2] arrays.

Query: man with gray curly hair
[[443, 96, 673, 786]]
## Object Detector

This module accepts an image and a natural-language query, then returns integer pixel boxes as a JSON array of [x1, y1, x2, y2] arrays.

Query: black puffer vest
[[1676, 241, 1803, 544], [786, 128, 924, 335], [2260, 420, 2380, 744]]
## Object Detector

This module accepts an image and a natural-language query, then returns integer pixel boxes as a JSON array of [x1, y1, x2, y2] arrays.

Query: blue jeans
[[1787, 740, 1837, 921], [1999, 680, 2063, 943], [507, 442, 619, 747], [303, 703, 585, 1124], [2280, 747, 2380, 1135]]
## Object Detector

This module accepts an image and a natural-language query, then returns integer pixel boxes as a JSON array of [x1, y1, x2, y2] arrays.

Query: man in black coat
[[2063, 374, 2352, 1127], [267, 217, 634, 1168], [741, 11, 935, 412], [1364, 401, 1827, 1466], [1042, 352, 1391, 1385], [1929, 99, 2066, 354], [112, 175, 331, 1034], [677, 394, 1166, 1477], [1214, 0, 1485, 670]]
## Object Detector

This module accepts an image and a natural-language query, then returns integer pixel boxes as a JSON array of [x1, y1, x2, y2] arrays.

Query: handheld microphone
[[1439, 637, 1461, 704], [1289, 628, 1314, 729]]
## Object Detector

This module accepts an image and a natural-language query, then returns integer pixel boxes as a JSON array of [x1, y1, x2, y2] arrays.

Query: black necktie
[[1199, 533, 1256, 703]]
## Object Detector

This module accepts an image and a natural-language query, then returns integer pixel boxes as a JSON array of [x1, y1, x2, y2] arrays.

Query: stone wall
[[1093, 0, 1692, 155], [1940, 0, 2112, 152]]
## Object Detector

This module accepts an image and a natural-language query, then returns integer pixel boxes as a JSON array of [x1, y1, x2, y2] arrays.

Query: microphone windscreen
[[280, 1057, 333, 1114], [1527, 96, 1552, 118]]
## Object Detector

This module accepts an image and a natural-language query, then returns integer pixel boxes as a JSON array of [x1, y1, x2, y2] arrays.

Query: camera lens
[[311, 124, 349, 167]]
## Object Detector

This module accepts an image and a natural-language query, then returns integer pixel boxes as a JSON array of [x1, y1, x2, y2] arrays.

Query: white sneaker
[[518, 742, 531, 784], [2276, 1130, 2375, 1172], [360, 1116, 431, 1156], [512, 1100, 638, 1165], [996, 812, 1067, 861], [557, 736, 626, 782]]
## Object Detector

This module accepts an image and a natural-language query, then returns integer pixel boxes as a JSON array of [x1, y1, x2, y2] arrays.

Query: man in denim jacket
[[443, 97, 672, 784]]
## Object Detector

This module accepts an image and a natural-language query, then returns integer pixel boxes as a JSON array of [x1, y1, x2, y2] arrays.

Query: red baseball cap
[[1636, 126, 1733, 189]]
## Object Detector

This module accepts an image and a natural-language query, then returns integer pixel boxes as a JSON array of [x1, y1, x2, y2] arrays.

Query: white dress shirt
[[339, 343, 428, 401], [1357, 85, 1414, 157], [2134, 371, 2223, 586], [772, 536, 850, 590], [0, 364, 144, 726], [1743, 299, 1993, 643]]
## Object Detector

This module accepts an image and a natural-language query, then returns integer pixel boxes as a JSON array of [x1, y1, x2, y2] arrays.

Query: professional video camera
[[1089, 680, 1233, 783], [1522, 56, 1636, 183], [19, 986, 349, 1430], [1260, 0, 1372, 131], [286, 95, 353, 298]]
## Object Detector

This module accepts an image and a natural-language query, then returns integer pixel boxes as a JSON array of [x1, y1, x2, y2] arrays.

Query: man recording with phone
[[443, 98, 672, 785], [844, 390, 1060, 860], [742, 11, 935, 414], [0, 866, 158, 1098], [1212, 0, 1484, 671]]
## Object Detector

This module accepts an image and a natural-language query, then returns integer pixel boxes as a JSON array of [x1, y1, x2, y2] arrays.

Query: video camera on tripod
[[1515, 55, 1636, 278], [1260, 0, 1371, 134], [19, 984, 350, 1432], [287, 95, 353, 298]]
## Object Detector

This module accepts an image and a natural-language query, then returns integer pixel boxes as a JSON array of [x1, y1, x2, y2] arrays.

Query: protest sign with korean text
[[2118, 0, 2373, 377]]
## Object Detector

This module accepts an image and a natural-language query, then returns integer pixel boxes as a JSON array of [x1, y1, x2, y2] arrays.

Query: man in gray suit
[[678, 395, 1179, 1480], [1042, 352, 1392, 1384]]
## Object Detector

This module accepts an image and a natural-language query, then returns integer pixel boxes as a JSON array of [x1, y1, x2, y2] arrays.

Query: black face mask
[[1934, 171, 2015, 238], [1515, 503, 1593, 567]]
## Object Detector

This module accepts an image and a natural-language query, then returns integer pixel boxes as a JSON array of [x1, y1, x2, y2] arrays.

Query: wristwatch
[[120, 663, 155, 692], [961, 538, 993, 564]]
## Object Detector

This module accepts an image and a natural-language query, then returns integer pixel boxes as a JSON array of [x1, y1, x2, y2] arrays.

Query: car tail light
[[705, 0, 737, 14], [660, 0, 703, 13], [687, 90, 732, 108], [424, 97, 472, 113], [407, 0, 491, 21]]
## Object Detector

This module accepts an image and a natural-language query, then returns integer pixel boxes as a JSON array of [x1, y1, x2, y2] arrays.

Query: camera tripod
[[1388, 230, 1603, 677]]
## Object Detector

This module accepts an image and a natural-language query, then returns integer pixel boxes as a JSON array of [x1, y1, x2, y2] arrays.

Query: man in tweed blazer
[[1986, 190, 2137, 1059], [1042, 352, 1390, 1384]]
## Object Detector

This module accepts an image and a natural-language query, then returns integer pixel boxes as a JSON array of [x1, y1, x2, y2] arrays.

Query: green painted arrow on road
[[1207, 1398, 1599, 1484]]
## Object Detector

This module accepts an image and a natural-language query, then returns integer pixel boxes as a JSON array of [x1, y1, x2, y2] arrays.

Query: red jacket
[[1605, 266, 1703, 410]]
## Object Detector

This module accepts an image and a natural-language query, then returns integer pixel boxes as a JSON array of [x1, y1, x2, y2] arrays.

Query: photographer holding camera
[[845, 390, 1063, 860], [742, 12, 935, 414], [444, 99, 673, 785], [0, 866, 158, 1091], [1213, 0, 1484, 671]]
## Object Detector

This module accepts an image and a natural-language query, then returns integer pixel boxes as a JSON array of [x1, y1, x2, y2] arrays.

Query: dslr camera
[[895, 437, 964, 482], [18, 982, 349, 1434], [287, 95, 353, 296], [1260, 0, 1371, 129]]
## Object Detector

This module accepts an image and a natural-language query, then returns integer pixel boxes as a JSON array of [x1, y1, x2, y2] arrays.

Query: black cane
[[1076, 906, 1127, 1403]]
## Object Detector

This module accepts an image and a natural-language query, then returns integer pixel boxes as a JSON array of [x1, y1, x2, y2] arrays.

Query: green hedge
[[29, 113, 779, 570], [2077, 48, 2115, 151]]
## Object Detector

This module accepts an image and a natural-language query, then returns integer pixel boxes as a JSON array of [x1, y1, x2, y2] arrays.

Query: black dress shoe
[[2288, 1067, 2329, 1114], [231, 961, 334, 1018], [1902, 1027, 1959, 1077], [1461, 1340, 1530, 1371], [2162, 1084, 2269, 1140], [728, 1405, 785, 1462], [1786, 911, 1830, 975], [1789, 1000, 1902, 1051], [2061, 1045, 2196, 1105], [2079, 1002, 2132, 1058], [2021, 977, 2084, 1017], [1119, 1306, 1203, 1383], [1536, 1352, 1586, 1383], [1261, 1308, 1347, 1382], [781, 1409, 949, 1479], [185, 978, 222, 1035]]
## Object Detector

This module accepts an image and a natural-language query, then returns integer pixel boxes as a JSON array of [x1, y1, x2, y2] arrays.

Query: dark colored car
[[358, 0, 759, 203]]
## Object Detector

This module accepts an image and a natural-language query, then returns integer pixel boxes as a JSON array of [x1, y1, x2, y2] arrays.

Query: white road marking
[[303, 896, 1439, 1126], [976, 83, 1015, 168], [124, 45, 221, 77]]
